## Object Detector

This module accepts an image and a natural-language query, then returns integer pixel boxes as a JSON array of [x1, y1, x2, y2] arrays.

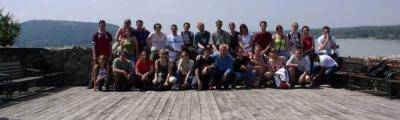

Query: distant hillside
[[15, 20, 119, 48], [15, 20, 400, 48]]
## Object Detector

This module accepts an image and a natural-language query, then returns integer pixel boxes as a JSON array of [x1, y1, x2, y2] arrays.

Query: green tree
[[0, 8, 21, 46]]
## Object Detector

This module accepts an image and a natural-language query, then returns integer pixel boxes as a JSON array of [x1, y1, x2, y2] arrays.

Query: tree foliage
[[0, 8, 21, 46]]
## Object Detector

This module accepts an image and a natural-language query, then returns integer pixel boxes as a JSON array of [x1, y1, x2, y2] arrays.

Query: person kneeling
[[112, 51, 135, 91], [152, 49, 177, 91], [93, 55, 111, 91], [286, 49, 311, 88], [176, 51, 196, 89]]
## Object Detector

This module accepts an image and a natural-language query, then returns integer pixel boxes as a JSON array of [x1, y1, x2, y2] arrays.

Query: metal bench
[[0, 61, 43, 102]]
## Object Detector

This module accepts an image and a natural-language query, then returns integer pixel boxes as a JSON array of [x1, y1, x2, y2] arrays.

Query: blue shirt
[[134, 29, 150, 50], [213, 53, 233, 72]]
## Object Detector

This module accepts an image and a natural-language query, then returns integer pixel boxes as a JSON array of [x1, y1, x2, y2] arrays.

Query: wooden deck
[[1, 86, 400, 120]]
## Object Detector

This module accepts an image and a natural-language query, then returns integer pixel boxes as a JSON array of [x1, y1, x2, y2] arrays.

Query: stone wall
[[0, 47, 94, 86], [46, 47, 93, 86]]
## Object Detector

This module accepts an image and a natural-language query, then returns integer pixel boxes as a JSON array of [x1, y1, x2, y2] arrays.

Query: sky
[[1, 0, 400, 32]]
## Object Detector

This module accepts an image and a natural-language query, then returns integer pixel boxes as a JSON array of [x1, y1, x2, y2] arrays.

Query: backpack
[[288, 32, 302, 49], [274, 68, 290, 89], [181, 31, 194, 46], [367, 62, 389, 78]]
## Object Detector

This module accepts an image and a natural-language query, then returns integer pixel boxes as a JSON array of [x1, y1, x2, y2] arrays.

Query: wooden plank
[[157, 91, 178, 120], [207, 91, 223, 120], [104, 91, 149, 120], [146, 91, 171, 120], [198, 91, 212, 120], [180, 90, 192, 120], [190, 91, 201, 120]]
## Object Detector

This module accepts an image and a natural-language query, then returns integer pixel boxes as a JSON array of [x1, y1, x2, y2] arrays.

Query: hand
[[163, 82, 169, 86], [127, 74, 131, 80], [122, 71, 128, 77], [222, 74, 227, 82]]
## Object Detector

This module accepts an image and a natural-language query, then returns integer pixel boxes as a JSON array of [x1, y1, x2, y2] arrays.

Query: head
[[98, 20, 106, 31], [120, 50, 128, 61], [236, 49, 245, 58], [181, 51, 190, 60], [276, 25, 283, 35], [294, 49, 303, 58], [183, 22, 190, 32], [97, 55, 107, 65], [171, 24, 178, 33], [218, 44, 229, 56], [309, 53, 320, 62], [154, 23, 162, 32], [215, 20, 223, 30], [139, 51, 150, 61], [323, 26, 330, 35], [259, 21, 267, 31], [239, 24, 248, 34], [136, 19, 143, 29], [124, 19, 131, 28], [124, 27, 132, 37], [291, 22, 299, 32], [203, 45, 213, 57], [254, 44, 262, 54], [302, 26, 310, 35], [268, 48, 277, 58], [197, 22, 205, 32], [158, 49, 169, 60], [229, 22, 235, 31]]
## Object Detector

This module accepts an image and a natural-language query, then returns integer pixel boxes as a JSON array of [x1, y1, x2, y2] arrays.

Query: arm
[[135, 62, 144, 77], [165, 60, 173, 85], [154, 60, 159, 80], [133, 37, 139, 56], [92, 34, 97, 61], [147, 34, 152, 48], [286, 57, 298, 68]]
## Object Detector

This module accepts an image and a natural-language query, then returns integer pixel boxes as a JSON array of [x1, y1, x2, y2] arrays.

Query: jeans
[[215, 69, 235, 89], [176, 71, 197, 89], [235, 70, 256, 86]]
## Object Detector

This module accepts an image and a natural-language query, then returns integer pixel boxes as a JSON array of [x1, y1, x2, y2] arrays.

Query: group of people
[[89, 19, 339, 91]]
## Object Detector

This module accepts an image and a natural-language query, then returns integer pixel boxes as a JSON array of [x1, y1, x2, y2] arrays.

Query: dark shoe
[[300, 83, 306, 88]]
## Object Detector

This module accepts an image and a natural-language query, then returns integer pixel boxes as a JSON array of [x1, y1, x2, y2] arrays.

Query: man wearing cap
[[112, 51, 135, 91]]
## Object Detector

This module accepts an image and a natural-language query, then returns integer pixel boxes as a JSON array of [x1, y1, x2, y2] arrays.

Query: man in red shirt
[[252, 21, 273, 54], [92, 20, 113, 62]]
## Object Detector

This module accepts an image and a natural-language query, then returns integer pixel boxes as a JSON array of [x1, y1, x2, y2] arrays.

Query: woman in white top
[[147, 23, 168, 61], [238, 24, 253, 56]]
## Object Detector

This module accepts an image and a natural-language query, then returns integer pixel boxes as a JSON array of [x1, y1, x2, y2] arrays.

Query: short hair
[[219, 44, 229, 50], [98, 20, 106, 25], [302, 26, 310, 32], [124, 19, 131, 24], [203, 45, 212, 53], [276, 25, 283, 31], [292, 22, 299, 27], [136, 19, 143, 24], [229, 22, 235, 26], [215, 20, 223, 24], [259, 21, 267, 26], [323, 26, 330, 31], [154, 23, 162, 29], [171, 24, 177, 28], [197, 22, 204, 27], [183, 22, 190, 28]]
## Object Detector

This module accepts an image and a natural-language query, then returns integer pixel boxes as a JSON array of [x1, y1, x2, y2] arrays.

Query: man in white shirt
[[317, 26, 338, 58], [309, 54, 338, 88], [166, 24, 184, 61]]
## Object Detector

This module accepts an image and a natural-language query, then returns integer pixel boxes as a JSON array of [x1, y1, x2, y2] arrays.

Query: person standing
[[147, 23, 168, 61], [194, 22, 211, 53], [287, 22, 303, 56], [272, 25, 289, 59], [89, 20, 113, 89], [252, 21, 273, 54], [238, 24, 253, 55], [135, 19, 150, 52], [317, 26, 338, 59], [166, 24, 184, 61], [209, 20, 231, 53]]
